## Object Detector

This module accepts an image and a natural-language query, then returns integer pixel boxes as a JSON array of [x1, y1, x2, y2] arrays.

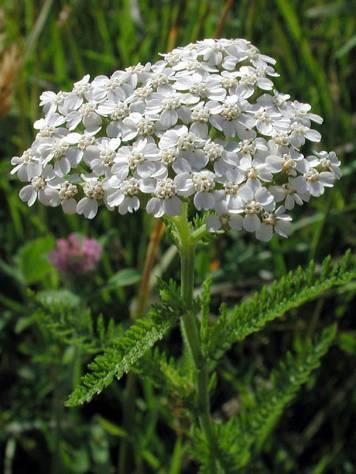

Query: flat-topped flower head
[[12, 38, 341, 241]]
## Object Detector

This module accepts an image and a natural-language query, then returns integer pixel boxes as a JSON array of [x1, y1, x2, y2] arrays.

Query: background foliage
[[1, 0, 355, 472]]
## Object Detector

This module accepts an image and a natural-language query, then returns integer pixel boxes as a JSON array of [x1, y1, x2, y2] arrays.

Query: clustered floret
[[12, 38, 341, 241]]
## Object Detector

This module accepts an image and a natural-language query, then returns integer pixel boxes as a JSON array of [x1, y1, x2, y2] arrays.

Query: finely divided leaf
[[207, 251, 355, 361], [136, 348, 194, 400], [192, 326, 336, 473], [66, 302, 179, 407]]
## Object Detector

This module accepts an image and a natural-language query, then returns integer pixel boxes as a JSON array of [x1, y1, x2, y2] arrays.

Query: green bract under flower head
[[12, 38, 341, 241]]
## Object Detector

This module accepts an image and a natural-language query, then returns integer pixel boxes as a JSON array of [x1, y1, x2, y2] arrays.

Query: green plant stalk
[[174, 207, 217, 474]]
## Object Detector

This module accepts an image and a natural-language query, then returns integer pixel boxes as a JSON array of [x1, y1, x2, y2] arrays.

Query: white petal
[[62, 198, 77, 214], [257, 121, 273, 135], [243, 214, 261, 232], [83, 113, 102, 133], [238, 184, 253, 203], [77, 198, 98, 219], [285, 194, 295, 210], [309, 181, 323, 197], [319, 172, 334, 186], [146, 197, 163, 217], [173, 157, 192, 174], [19, 185, 36, 205], [54, 158, 71, 177], [27, 162, 43, 179], [159, 130, 180, 149], [266, 155, 283, 171], [119, 196, 140, 214], [159, 110, 178, 129], [164, 196, 181, 216], [305, 129, 321, 142], [194, 191, 215, 210], [190, 122, 208, 139], [256, 223, 273, 241], [276, 220, 292, 238], [291, 176, 307, 194], [137, 161, 159, 179], [66, 111, 81, 130], [107, 190, 125, 206], [229, 214, 243, 230]]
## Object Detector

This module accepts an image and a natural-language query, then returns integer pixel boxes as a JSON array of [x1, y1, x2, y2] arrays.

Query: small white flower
[[289, 122, 321, 148], [64, 131, 97, 167], [47, 179, 79, 214], [11, 147, 42, 181], [256, 207, 292, 241], [111, 138, 159, 179], [174, 72, 226, 103], [237, 155, 274, 187], [286, 101, 323, 126], [247, 105, 290, 136], [198, 38, 226, 65], [308, 151, 342, 179], [208, 94, 253, 138], [145, 87, 191, 129], [91, 72, 134, 102], [270, 178, 310, 210], [77, 176, 106, 219], [84, 137, 121, 176], [236, 65, 274, 96], [34, 111, 66, 131], [19, 166, 59, 207], [303, 168, 335, 197], [105, 176, 146, 214], [265, 147, 306, 176], [175, 170, 216, 210], [229, 184, 275, 232], [146, 178, 182, 217], [66, 100, 102, 133], [39, 90, 68, 114], [42, 140, 74, 177], [97, 99, 130, 120], [159, 125, 204, 151], [121, 112, 156, 141]]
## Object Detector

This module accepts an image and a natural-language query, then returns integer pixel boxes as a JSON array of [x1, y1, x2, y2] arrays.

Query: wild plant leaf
[[65, 297, 181, 407], [36, 289, 81, 310], [193, 326, 336, 473], [136, 348, 194, 401], [106, 268, 141, 289], [207, 251, 355, 362], [17, 236, 56, 285]]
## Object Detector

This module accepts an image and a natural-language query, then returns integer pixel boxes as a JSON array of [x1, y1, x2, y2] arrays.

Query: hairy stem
[[174, 206, 217, 473]]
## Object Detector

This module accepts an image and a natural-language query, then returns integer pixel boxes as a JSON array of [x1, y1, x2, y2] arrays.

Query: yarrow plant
[[49, 233, 102, 275], [12, 38, 340, 241], [12, 39, 351, 473]]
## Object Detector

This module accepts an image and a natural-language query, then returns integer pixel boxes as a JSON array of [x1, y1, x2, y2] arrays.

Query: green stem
[[174, 207, 217, 474]]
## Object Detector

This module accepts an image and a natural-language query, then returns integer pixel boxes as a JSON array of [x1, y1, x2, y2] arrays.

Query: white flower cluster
[[12, 38, 341, 241]]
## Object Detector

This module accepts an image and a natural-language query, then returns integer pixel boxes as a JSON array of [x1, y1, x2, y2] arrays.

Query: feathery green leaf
[[207, 251, 355, 361], [192, 326, 336, 473], [65, 299, 180, 407], [136, 348, 194, 400]]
